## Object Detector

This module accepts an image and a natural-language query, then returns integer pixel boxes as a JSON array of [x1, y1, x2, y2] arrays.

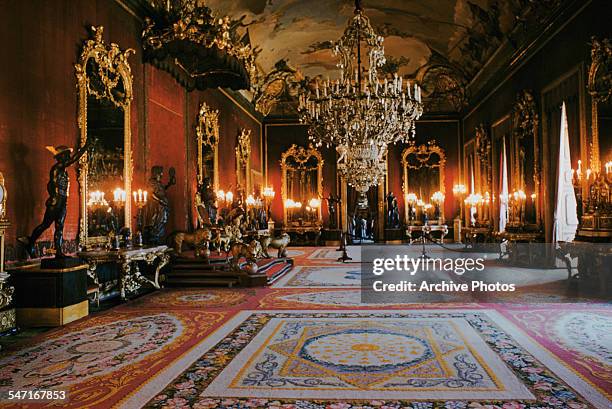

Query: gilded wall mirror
[[511, 90, 540, 227], [0, 172, 6, 220], [281, 144, 324, 226], [236, 128, 251, 194], [76, 26, 134, 248], [196, 102, 220, 190], [589, 37, 612, 169], [401, 141, 446, 222], [475, 124, 492, 195]]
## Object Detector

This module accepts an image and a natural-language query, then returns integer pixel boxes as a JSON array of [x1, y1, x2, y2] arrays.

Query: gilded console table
[[78, 245, 171, 300], [406, 224, 448, 244]]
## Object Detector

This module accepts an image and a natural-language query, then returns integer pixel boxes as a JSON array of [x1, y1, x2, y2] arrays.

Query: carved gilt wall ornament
[[401, 141, 447, 194], [76, 26, 134, 248], [475, 123, 492, 189], [196, 102, 219, 187], [588, 37, 612, 103], [75, 26, 134, 109], [236, 129, 252, 192], [236, 129, 252, 166]]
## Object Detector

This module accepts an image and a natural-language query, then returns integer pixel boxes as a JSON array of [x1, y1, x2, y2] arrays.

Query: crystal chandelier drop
[[298, 0, 424, 195]]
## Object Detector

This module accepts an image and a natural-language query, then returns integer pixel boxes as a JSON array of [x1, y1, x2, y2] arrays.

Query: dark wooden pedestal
[[11, 263, 88, 327]]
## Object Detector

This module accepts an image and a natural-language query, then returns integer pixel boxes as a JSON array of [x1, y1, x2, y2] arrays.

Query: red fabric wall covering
[[0, 0, 144, 250], [0, 1, 264, 253], [145, 66, 188, 233]]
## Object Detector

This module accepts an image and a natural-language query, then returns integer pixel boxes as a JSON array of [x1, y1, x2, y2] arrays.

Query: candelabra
[[405, 193, 418, 223], [573, 160, 612, 235], [464, 193, 483, 227], [452, 184, 467, 221], [262, 186, 276, 223], [431, 191, 445, 222], [133, 189, 148, 245]]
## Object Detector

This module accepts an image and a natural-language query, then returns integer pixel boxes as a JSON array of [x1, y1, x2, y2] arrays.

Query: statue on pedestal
[[144, 166, 176, 244], [386, 192, 400, 228], [324, 194, 341, 229], [195, 176, 217, 227], [19, 140, 92, 258]]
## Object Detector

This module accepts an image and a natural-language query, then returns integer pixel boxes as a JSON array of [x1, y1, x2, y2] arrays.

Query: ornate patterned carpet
[[0, 246, 609, 409]]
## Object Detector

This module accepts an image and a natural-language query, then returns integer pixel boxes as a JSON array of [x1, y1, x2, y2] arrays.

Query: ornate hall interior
[[0, 0, 610, 408]]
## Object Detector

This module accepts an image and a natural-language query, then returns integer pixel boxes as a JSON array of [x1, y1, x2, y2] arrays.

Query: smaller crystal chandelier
[[298, 0, 424, 195]]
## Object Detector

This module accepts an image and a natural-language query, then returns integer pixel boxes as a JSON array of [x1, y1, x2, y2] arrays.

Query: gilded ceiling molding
[[252, 59, 306, 116], [415, 54, 468, 113]]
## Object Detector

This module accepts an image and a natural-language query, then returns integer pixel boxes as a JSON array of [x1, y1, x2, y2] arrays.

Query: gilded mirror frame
[[236, 128, 252, 193], [510, 89, 541, 227], [281, 144, 324, 225], [588, 37, 611, 172], [76, 26, 134, 248], [401, 141, 446, 223], [196, 102, 220, 191]]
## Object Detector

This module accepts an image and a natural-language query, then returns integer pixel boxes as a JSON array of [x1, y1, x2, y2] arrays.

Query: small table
[[406, 225, 448, 244], [462, 226, 494, 247], [78, 245, 171, 301]]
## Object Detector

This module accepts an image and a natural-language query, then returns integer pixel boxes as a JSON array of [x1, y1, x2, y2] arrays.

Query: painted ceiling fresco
[[202, 0, 564, 113]]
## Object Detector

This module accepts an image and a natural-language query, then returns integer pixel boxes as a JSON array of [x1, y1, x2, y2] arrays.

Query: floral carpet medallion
[[504, 307, 612, 396], [0, 314, 182, 392], [126, 288, 253, 309], [261, 289, 470, 308], [273, 266, 363, 288], [307, 248, 342, 260], [147, 311, 600, 409], [0, 310, 226, 409]]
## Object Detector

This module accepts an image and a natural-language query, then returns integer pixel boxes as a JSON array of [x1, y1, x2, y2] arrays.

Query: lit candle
[[143, 191, 148, 203]]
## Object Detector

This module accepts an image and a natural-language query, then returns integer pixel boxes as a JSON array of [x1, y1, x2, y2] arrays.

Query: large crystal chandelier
[[298, 0, 424, 195]]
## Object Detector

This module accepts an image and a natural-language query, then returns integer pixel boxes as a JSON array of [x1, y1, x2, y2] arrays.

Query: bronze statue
[[324, 194, 341, 229], [144, 165, 176, 244], [19, 140, 92, 258], [195, 176, 217, 227], [386, 192, 400, 228]]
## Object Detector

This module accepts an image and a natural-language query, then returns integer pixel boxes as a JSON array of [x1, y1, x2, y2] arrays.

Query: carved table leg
[[86, 261, 100, 307], [154, 252, 170, 288], [119, 258, 131, 301]]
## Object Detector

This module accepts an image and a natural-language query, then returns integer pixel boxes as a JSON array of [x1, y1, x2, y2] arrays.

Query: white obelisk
[[499, 137, 509, 232], [553, 102, 579, 243]]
